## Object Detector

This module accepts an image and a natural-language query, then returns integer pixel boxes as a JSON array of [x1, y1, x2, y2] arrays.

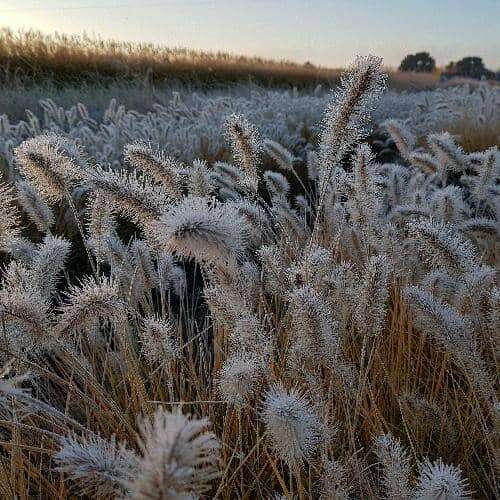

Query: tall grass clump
[[0, 55, 497, 499]]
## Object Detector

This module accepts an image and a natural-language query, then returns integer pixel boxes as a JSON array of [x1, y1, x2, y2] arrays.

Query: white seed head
[[261, 384, 322, 466]]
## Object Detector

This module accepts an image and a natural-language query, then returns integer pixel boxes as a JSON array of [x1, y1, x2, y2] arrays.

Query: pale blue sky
[[1, 0, 499, 69]]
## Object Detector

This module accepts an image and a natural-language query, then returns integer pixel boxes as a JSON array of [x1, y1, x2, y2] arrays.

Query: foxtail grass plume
[[374, 433, 413, 500], [217, 352, 262, 409], [57, 276, 128, 336], [428, 132, 470, 173], [127, 408, 220, 498], [264, 139, 296, 171], [55, 434, 138, 498], [0, 181, 21, 250], [383, 119, 416, 160], [14, 134, 82, 203], [226, 113, 261, 192], [187, 159, 214, 197], [86, 166, 169, 226], [30, 234, 71, 299], [261, 384, 322, 466], [153, 196, 247, 263], [124, 141, 183, 199], [264, 170, 290, 196], [414, 459, 471, 500], [138, 316, 180, 367], [408, 219, 478, 275], [15, 180, 54, 232], [319, 55, 386, 179]]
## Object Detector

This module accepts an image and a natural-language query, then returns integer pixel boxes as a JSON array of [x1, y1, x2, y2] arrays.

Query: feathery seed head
[[383, 119, 416, 160], [153, 196, 247, 263], [320, 55, 386, 176], [264, 170, 290, 196], [187, 159, 214, 197], [56, 434, 137, 498], [128, 408, 220, 498], [414, 459, 471, 500], [86, 167, 169, 226], [218, 352, 262, 409], [0, 181, 21, 250], [428, 133, 470, 173], [374, 433, 413, 500], [124, 141, 183, 198], [139, 316, 180, 367], [225, 113, 261, 192], [15, 180, 54, 232], [14, 135, 82, 203], [57, 276, 128, 337], [261, 384, 322, 466], [264, 139, 296, 171]]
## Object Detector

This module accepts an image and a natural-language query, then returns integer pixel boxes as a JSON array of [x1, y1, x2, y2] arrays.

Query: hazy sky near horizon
[[1, 0, 499, 69]]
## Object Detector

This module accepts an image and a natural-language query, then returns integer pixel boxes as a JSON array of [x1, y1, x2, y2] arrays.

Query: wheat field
[[0, 55, 498, 499]]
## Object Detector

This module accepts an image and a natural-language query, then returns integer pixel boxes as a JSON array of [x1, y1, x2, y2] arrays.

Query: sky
[[1, 0, 499, 69]]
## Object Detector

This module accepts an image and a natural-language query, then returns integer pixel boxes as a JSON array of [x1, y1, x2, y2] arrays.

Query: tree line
[[399, 52, 498, 80]]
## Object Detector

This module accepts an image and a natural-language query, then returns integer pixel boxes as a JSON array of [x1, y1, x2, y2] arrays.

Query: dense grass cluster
[[0, 55, 498, 498], [1, 28, 441, 90]]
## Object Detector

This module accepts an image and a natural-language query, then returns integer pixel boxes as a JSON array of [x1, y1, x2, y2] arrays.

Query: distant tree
[[399, 52, 436, 73], [447, 56, 495, 79]]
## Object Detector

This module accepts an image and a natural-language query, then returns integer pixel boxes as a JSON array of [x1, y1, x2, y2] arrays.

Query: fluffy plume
[[15, 180, 54, 232], [404, 286, 492, 399], [217, 352, 262, 409], [319, 459, 352, 499], [30, 234, 71, 299], [86, 193, 116, 262], [319, 55, 386, 179], [414, 459, 471, 500], [264, 139, 296, 171], [0, 181, 21, 249], [408, 219, 478, 275], [468, 146, 499, 208], [384, 119, 415, 160], [127, 408, 220, 498], [355, 255, 390, 338], [57, 276, 128, 336], [0, 287, 50, 350], [14, 134, 82, 202], [86, 167, 169, 225], [410, 151, 440, 174], [226, 114, 261, 192], [261, 384, 322, 466], [430, 186, 469, 224], [152, 196, 247, 263], [348, 144, 381, 231], [187, 159, 214, 197], [374, 433, 413, 500], [55, 434, 137, 498], [138, 316, 180, 367], [288, 285, 339, 367], [264, 170, 290, 196], [428, 132, 470, 173], [124, 141, 183, 198]]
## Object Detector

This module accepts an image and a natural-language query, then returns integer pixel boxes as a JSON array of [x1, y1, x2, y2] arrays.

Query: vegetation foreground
[[0, 55, 498, 498]]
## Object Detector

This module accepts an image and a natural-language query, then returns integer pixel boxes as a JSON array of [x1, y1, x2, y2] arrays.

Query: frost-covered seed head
[[414, 459, 471, 500], [127, 408, 220, 498], [55, 434, 137, 498], [261, 384, 322, 466], [153, 196, 247, 263], [217, 352, 262, 409]]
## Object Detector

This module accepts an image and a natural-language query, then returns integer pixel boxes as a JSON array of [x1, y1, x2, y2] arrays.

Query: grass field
[[0, 32, 498, 499], [0, 28, 440, 89]]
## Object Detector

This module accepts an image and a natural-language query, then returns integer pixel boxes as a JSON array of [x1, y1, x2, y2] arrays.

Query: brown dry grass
[[0, 28, 440, 90]]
